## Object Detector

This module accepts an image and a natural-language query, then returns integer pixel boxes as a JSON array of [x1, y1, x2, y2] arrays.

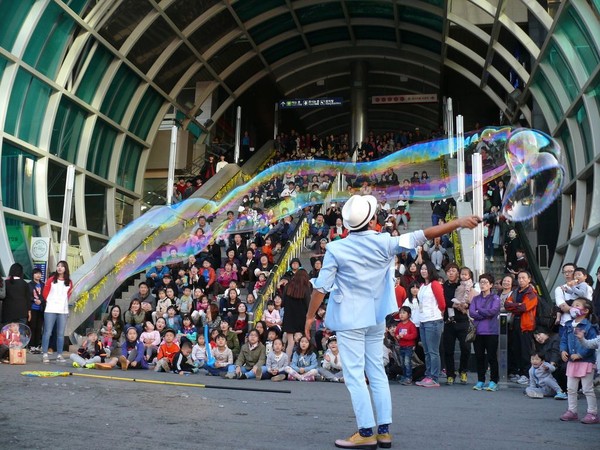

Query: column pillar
[[350, 61, 368, 150]]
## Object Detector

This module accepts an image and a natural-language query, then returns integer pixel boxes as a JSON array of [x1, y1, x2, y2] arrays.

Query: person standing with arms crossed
[[305, 194, 480, 449]]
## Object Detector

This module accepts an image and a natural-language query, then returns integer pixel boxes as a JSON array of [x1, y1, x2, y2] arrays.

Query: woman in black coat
[[2, 263, 31, 324]]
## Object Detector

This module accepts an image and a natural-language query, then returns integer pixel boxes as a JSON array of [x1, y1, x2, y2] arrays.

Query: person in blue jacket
[[305, 194, 480, 449]]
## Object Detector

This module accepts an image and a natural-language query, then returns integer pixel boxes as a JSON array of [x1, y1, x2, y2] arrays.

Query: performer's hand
[[305, 316, 315, 338], [458, 215, 482, 230]]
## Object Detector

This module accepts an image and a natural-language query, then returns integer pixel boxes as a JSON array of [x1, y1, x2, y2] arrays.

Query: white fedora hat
[[342, 195, 377, 231]]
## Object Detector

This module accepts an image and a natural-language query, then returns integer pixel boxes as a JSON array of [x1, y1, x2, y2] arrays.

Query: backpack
[[535, 295, 558, 333]]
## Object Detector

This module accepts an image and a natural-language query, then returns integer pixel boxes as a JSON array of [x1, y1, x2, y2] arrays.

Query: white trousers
[[337, 323, 392, 429]]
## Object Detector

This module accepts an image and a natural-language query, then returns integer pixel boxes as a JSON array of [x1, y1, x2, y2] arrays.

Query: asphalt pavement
[[1, 353, 599, 450]]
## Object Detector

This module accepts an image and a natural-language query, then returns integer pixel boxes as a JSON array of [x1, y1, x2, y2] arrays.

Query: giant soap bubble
[[69, 127, 564, 306]]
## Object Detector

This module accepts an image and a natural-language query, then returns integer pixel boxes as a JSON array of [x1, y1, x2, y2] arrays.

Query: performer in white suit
[[305, 194, 480, 449]]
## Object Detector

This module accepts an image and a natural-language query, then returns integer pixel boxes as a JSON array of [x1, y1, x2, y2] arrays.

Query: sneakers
[[84, 363, 96, 369], [473, 382, 485, 391], [72, 362, 81, 368], [509, 374, 519, 382], [486, 381, 499, 391], [516, 375, 529, 385], [446, 377, 454, 386], [527, 390, 544, 399], [460, 372, 468, 384], [271, 374, 286, 382], [56, 355, 66, 363], [490, 256, 495, 262], [554, 392, 568, 400], [418, 377, 440, 388], [302, 375, 315, 382], [400, 378, 412, 386], [581, 413, 600, 424], [334, 432, 378, 449], [42, 353, 50, 363], [376, 433, 392, 449], [560, 410, 579, 421], [224, 371, 237, 379]]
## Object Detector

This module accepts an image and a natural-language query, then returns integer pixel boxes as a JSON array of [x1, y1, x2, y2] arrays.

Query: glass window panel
[[51, 96, 88, 163], [5, 69, 53, 146], [130, 88, 164, 140], [248, 13, 294, 45], [60, 0, 89, 15], [0, 0, 35, 51], [585, 82, 600, 124], [84, 178, 107, 234], [399, 5, 443, 30], [306, 27, 351, 47], [115, 193, 135, 230], [1, 142, 37, 214], [296, 3, 344, 25], [531, 72, 562, 122], [347, 1, 393, 19], [553, 6, 600, 77], [232, 0, 285, 22], [401, 30, 441, 53], [87, 120, 117, 178], [207, 41, 253, 75], [354, 26, 396, 42], [47, 160, 75, 224], [188, 10, 239, 54], [75, 44, 113, 103], [4, 214, 39, 277], [224, 56, 264, 92], [0, 56, 6, 80], [117, 138, 143, 191], [127, 16, 178, 74], [262, 36, 304, 64], [165, 0, 221, 30], [155, 44, 196, 93], [100, 64, 141, 123], [98, 0, 153, 49], [559, 125, 575, 179], [574, 103, 594, 164], [545, 42, 579, 102], [88, 236, 108, 253], [23, 2, 77, 78]]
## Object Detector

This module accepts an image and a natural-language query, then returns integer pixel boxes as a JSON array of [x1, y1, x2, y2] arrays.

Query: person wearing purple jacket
[[469, 273, 501, 391]]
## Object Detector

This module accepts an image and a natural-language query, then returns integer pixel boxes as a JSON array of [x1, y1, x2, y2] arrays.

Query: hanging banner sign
[[279, 97, 343, 109], [372, 94, 438, 104]]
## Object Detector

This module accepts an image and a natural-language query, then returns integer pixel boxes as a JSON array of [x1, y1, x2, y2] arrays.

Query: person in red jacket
[[395, 306, 418, 385], [41, 261, 73, 363], [505, 270, 539, 385], [154, 328, 180, 372]]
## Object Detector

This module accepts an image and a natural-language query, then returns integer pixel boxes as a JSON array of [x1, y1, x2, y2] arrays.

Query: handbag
[[465, 317, 477, 343]]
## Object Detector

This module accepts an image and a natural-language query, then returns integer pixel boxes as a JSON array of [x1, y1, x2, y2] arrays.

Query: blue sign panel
[[279, 97, 343, 109]]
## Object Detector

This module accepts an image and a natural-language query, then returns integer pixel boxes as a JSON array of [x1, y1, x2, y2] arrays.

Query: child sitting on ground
[[139, 320, 161, 364], [205, 333, 233, 376], [319, 336, 344, 382], [153, 288, 171, 323], [179, 314, 197, 343], [100, 321, 116, 354], [265, 337, 289, 381], [155, 329, 180, 372], [172, 339, 198, 374], [525, 351, 567, 399], [265, 327, 281, 356], [395, 306, 418, 385], [192, 333, 207, 370], [70, 330, 107, 369], [119, 326, 147, 370], [285, 335, 319, 381]]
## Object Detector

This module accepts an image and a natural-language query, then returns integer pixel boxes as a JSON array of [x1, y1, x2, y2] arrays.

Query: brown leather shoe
[[335, 432, 378, 449], [376, 433, 392, 448]]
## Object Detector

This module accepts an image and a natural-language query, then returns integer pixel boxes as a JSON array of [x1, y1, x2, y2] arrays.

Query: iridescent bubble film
[[70, 127, 564, 302]]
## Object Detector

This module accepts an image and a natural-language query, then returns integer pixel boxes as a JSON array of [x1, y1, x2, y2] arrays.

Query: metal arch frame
[[314, 115, 428, 136], [480, 0, 505, 89], [284, 0, 313, 51]]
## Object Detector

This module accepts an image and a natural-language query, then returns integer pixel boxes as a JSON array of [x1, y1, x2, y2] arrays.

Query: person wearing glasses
[[555, 263, 578, 337]]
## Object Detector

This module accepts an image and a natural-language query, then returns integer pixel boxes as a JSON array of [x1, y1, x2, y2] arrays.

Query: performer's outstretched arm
[[423, 215, 481, 240]]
